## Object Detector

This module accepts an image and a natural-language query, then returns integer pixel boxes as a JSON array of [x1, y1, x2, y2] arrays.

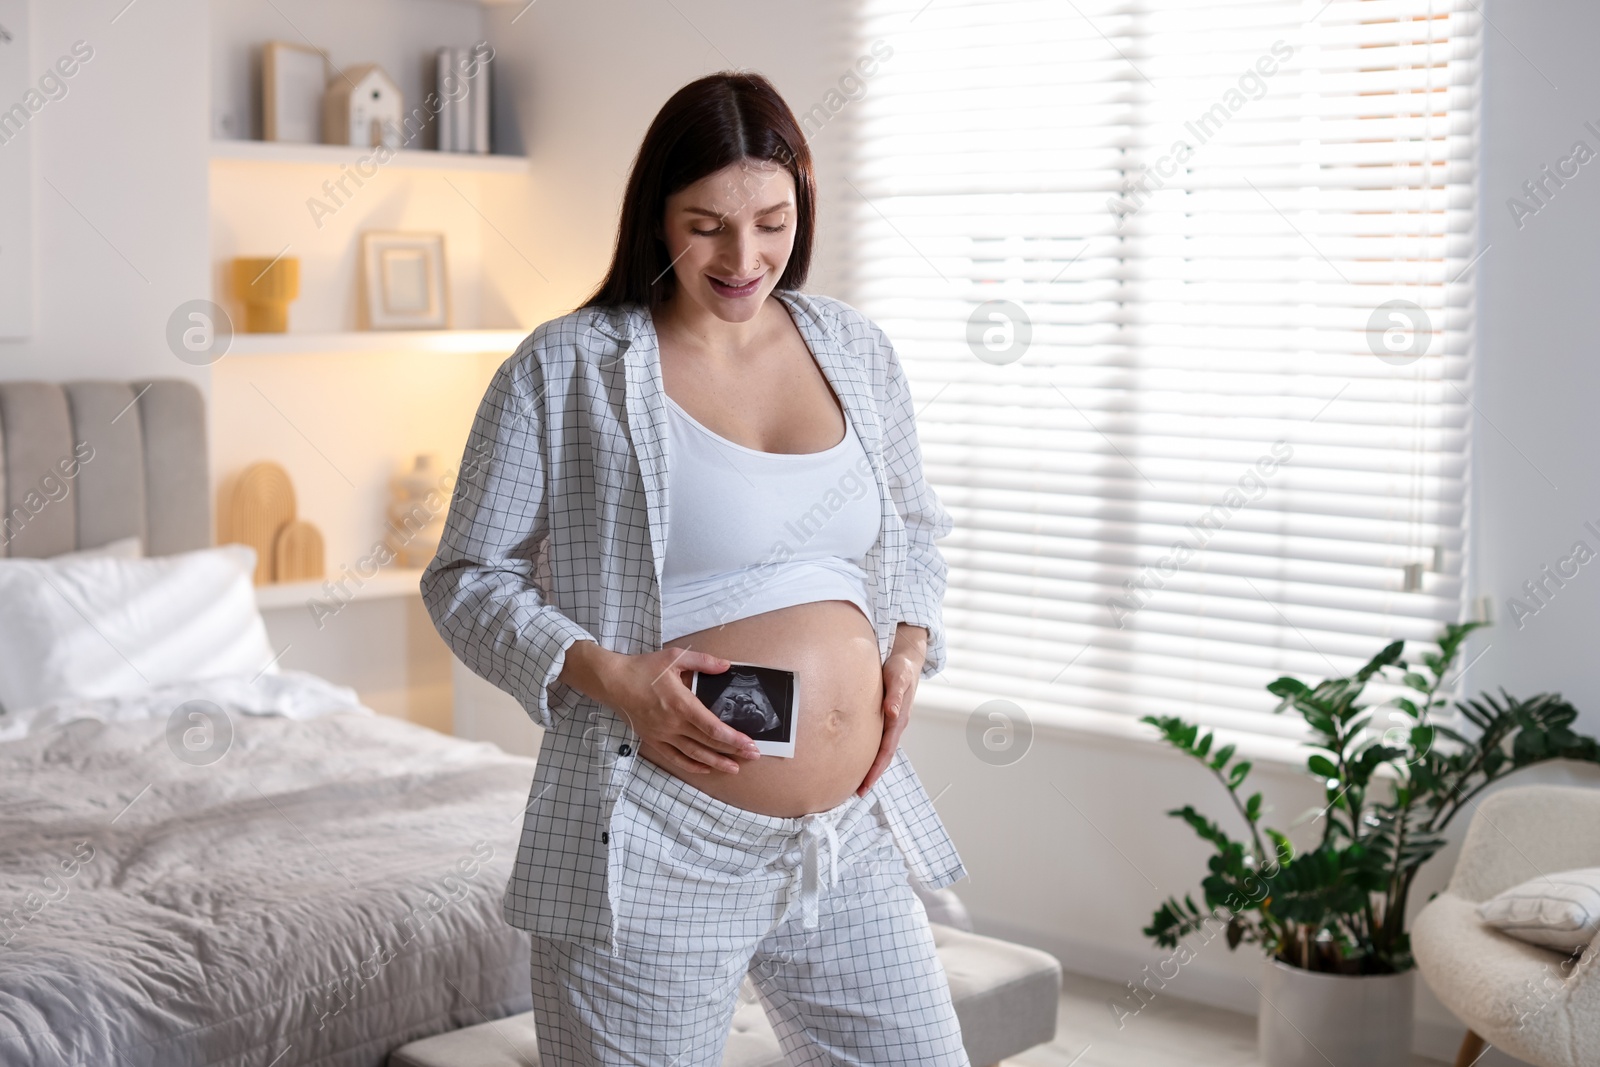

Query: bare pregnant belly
[[641, 599, 885, 818]]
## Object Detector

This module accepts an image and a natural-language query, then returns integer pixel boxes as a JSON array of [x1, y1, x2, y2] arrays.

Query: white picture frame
[[263, 40, 326, 143], [360, 232, 449, 330]]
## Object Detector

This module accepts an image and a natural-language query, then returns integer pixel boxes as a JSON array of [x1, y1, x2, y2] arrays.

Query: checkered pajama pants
[[527, 751, 972, 1066]]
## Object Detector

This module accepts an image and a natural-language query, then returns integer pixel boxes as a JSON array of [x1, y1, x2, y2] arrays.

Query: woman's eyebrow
[[681, 199, 793, 219]]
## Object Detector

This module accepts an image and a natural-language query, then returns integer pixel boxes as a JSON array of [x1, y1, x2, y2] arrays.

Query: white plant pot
[[1257, 956, 1415, 1067]]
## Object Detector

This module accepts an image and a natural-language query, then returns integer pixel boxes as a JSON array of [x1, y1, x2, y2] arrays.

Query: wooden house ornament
[[324, 64, 403, 151]]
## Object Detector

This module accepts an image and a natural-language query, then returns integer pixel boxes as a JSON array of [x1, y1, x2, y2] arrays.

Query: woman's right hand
[[597, 647, 762, 776]]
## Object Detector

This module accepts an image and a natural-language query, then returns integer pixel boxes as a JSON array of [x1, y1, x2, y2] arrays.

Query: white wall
[[0, 0, 209, 385], [1469, 0, 1600, 740]]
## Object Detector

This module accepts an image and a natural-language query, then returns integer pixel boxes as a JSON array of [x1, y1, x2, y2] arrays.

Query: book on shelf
[[435, 43, 491, 154], [435, 47, 454, 152], [452, 46, 468, 151], [469, 41, 491, 155]]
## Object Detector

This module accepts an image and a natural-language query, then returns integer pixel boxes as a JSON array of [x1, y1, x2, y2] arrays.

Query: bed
[[0, 380, 537, 1067]]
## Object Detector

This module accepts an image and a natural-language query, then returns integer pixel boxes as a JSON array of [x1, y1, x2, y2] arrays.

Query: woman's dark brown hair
[[580, 71, 816, 309]]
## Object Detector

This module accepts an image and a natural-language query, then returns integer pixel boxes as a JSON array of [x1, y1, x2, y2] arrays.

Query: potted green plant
[[1141, 621, 1599, 1067]]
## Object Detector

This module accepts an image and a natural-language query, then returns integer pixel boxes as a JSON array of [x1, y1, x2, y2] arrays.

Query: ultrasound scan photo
[[691, 662, 798, 758]]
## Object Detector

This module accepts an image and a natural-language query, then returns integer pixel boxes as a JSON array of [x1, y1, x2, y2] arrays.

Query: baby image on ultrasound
[[709, 672, 779, 733], [690, 662, 798, 758]]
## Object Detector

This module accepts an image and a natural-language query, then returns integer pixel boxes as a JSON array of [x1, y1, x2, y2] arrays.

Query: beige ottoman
[[389, 923, 1061, 1067]]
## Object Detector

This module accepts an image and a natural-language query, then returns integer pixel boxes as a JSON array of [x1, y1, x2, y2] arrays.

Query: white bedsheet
[[0, 668, 367, 743], [0, 672, 540, 1067]]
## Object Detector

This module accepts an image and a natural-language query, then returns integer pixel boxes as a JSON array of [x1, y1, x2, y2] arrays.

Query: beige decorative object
[[360, 232, 449, 330], [273, 519, 326, 582], [387, 453, 453, 568], [228, 462, 296, 585], [323, 63, 403, 151], [231, 256, 301, 333], [263, 41, 327, 143]]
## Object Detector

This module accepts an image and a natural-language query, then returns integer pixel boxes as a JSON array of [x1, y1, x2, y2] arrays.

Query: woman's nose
[[721, 228, 760, 273]]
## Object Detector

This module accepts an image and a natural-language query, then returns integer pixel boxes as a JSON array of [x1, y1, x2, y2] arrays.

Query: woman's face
[[659, 157, 797, 325]]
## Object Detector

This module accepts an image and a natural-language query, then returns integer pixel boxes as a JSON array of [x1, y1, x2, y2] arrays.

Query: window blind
[[846, 0, 1483, 754]]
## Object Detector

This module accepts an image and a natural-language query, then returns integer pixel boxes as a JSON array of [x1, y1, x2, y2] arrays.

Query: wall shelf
[[255, 567, 427, 611], [227, 329, 525, 356], [210, 138, 529, 174]]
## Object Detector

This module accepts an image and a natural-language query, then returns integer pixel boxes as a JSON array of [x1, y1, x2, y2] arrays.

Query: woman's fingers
[[883, 675, 908, 716], [859, 659, 914, 796], [883, 660, 916, 720], [661, 647, 729, 692], [691, 716, 758, 758], [680, 649, 731, 676], [686, 705, 760, 757], [857, 720, 897, 796], [644, 738, 710, 776], [654, 648, 751, 757], [673, 735, 744, 773], [622, 648, 760, 772]]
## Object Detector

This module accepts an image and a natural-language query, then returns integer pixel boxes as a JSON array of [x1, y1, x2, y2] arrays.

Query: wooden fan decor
[[227, 461, 325, 585]]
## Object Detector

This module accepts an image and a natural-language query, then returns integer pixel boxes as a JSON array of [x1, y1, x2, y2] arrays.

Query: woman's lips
[[708, 273, 762, 298]]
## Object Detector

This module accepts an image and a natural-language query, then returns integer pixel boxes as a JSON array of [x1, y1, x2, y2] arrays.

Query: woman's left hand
[[856, 623, 928, 797]]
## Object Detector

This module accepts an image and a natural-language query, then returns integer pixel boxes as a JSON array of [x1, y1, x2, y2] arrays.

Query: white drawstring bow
[[793, 812, 842, 930]]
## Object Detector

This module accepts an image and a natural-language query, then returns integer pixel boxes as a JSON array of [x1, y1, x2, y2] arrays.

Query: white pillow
[[48, 535, 145, 562], [0, 543, 277, 716], [1478, 867, 1600, 954]]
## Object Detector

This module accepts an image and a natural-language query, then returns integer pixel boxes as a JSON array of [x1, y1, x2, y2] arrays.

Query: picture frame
[[262, 41, 327, 143], [359, 232, 450, 330]]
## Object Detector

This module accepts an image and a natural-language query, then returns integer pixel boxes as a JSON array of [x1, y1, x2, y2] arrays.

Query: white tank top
[[659, 390, 881, 645]]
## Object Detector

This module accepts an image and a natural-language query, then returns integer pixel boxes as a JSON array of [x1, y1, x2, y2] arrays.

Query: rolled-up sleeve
[[420, 348, 599, 731], [873, 321, 956, 680]]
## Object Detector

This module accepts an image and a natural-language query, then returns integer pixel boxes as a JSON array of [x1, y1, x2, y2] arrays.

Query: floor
[[1004, 970, 1454, 1067]]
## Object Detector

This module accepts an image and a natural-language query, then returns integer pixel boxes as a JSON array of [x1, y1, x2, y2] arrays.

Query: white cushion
[[0, 544, 276, 715], [1477, 866, 1600, 954]]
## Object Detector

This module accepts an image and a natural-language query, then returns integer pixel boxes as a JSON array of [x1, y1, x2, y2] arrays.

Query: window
[[847, 0, 1482, 758]]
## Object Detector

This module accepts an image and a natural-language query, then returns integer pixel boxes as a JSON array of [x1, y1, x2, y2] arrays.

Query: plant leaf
[[1268, 677, 1310, 699]]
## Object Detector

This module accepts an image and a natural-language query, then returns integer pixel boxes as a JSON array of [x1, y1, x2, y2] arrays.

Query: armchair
[[1412, 784, 1600, 1067]]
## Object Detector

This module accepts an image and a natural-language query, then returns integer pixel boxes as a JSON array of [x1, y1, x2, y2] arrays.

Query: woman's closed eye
[[691, 223, 788, 237]]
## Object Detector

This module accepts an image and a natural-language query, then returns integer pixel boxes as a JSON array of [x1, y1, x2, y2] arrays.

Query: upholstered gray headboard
[[0, 379, 211, 558]]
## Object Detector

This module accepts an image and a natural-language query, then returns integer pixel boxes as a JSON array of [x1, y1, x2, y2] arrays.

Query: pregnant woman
[[422, 71, 969, 1067]]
